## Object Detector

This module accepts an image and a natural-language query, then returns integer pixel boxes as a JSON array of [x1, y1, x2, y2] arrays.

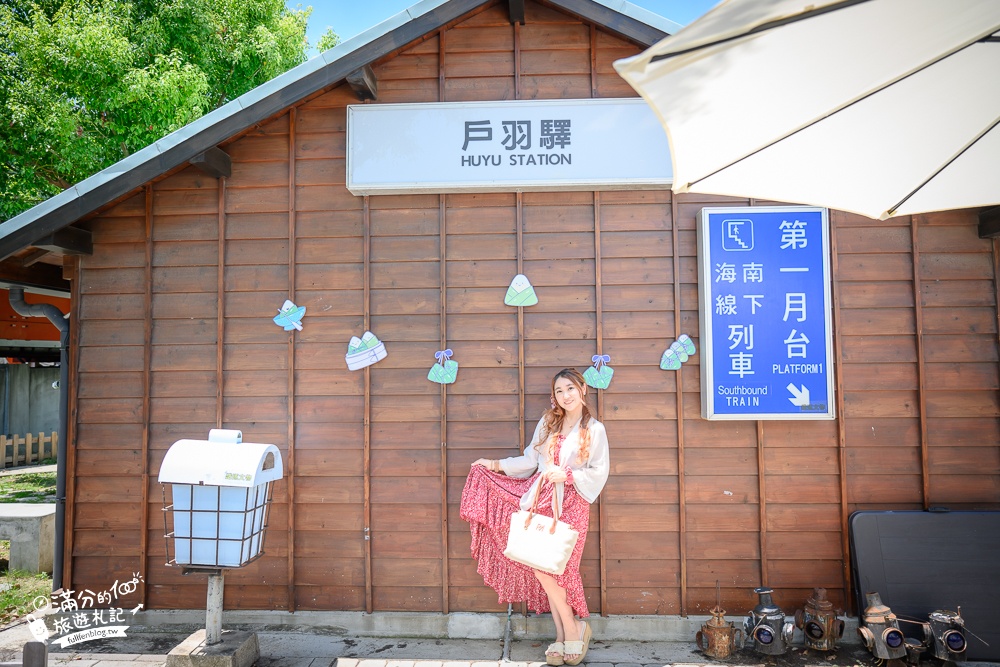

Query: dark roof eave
[[549, 0, 672, 45], [0, 0, 673, 260]]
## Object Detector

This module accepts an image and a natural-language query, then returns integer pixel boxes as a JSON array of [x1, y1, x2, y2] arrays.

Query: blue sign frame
[[697, 207, 834, 420]]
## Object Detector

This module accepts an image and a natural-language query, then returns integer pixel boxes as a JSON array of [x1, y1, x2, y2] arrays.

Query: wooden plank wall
[[67, 0, 1000, 616]]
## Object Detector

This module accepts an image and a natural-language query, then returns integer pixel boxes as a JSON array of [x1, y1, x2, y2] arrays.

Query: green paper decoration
[[660, 334, 696, 371], [660, 349, 682, 370], [504, 274, 538, 307], [346, 331, 387, 371], [428, 349, 458, 385], [584, 354, 614, 389], [273, 299, 305, 331]]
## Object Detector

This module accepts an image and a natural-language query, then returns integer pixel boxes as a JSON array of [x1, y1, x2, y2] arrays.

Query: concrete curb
[[127, 611, 862, 644]]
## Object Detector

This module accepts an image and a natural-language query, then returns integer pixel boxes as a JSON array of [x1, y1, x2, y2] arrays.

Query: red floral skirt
[[460, 466, 591, 617]]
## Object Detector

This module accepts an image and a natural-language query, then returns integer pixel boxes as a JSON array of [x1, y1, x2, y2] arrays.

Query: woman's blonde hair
[[536, 368, 592, 465]]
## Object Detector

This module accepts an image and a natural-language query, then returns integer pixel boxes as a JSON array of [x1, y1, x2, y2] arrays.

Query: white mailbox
[[158, 429, 282, 568]]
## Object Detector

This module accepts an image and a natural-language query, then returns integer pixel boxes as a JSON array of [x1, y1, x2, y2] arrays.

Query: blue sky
[[289, 1, 720, 56]]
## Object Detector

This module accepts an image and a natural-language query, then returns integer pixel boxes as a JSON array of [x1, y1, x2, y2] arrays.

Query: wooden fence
[[0, 432, 58, 469]]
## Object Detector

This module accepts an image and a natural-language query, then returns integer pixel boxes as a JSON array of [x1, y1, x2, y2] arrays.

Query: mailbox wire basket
[[161, 481, 274, 570]]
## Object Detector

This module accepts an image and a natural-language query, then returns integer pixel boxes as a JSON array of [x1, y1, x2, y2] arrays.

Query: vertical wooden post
[[439, 194, 450, 613], [911, 216, 930, 509], [363, 195, 374, 614], [63, 254, 83, 590], [829, 211, 853, 615], [590, 25, 598, 98], [139, 183, 153, 607], [994, 238, 1000, 349], [516, 193, 526, 454], [671, 193, 688, 616], [516, 192, 527, 619], [0, 435, 6, 469], [757, 421, 768, 587], [513, 22, 521, 100], [286, 107, 298, 612], [437, 25, 450, 616], [26, 433, 34, 465], [216, 176, 226, 428], [438, 28, 446, 102], [594, 193, 607, 615]]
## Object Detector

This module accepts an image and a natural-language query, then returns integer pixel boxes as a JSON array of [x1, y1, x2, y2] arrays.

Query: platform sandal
[[564, 622, 592, 666]]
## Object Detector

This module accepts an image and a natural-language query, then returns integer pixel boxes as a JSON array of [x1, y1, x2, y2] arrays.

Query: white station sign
[[347, 98, 672, 195]]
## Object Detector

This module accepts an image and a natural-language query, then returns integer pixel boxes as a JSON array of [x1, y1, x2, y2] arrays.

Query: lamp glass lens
[[885, 629, 904, 648], [945, 631, 966, 652]]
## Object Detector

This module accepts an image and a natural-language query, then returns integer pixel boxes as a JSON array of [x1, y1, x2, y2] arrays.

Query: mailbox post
[[159, 429, 282, 655]]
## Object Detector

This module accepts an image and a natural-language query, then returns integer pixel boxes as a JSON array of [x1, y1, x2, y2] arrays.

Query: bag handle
[[523, 475, 564, 534]]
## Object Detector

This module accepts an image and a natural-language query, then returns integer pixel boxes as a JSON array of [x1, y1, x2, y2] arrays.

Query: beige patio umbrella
[[614, 0, 1000, 220]]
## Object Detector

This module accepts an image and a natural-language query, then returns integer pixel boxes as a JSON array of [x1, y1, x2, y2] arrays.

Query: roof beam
[[189, 147, 232, 178], [21, 249, 52, 267], [0, 259, 70, 292], [978, 206, 1000, 238], [33, 225, 93, 256], [508, 0, 525, 24], [346, 65, 378, 101]]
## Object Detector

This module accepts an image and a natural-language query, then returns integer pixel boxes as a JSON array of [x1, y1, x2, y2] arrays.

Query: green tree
[[0, 0, 314, 220], [316, 26, 339, 53]]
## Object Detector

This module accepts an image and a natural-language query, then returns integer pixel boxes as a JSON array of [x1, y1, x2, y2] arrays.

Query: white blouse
[[499, 416, 611, 511]]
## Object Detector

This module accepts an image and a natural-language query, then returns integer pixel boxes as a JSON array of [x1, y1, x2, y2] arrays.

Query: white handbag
[[503, 479, 579, 575]]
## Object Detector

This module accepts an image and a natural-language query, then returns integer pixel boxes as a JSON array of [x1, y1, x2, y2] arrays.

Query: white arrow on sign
[[786, 383, 810, 407]]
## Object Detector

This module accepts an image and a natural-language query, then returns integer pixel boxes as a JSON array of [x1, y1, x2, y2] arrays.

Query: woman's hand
[[544, 467, 568, 484], [472, 458, 493, 469]]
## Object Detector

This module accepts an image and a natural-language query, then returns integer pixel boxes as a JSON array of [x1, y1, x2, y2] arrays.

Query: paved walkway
[[7, 623, 997, 667], [0, 605, 995, 667], [0, 623, 890, 667]]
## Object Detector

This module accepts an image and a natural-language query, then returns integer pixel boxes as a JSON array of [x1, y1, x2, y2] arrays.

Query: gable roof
[[0, 0, 677, 261]]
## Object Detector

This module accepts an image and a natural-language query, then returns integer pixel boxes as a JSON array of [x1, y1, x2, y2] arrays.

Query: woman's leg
[[535, 571, 583, 660], [535, 570, 566, 641]]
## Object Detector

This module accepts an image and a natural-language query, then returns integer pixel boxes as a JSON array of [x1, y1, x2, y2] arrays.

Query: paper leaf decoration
[[345, 331, 387, 371], [660, 334, 696, 371], [504, 274, 538, 307], [660, 348, 682, 371], [678, 334, 696, 356], [273, 299, 305, 331], [428, 349, 458, 385], [583, 354, 614, 390]]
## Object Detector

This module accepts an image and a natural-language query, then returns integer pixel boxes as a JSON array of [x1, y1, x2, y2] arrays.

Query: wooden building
[[0, 0, 997, 621]]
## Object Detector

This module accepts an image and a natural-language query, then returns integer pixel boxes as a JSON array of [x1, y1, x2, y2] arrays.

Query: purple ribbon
[[435, 349, 453, 365], [592, 354, 611, 368]]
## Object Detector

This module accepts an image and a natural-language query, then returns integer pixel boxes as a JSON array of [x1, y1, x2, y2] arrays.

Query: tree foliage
[[316, 26, 339, 54], [0, 0, 313, 220]]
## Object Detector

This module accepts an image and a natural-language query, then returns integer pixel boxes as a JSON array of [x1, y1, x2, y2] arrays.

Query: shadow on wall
[[1, 364, 60, 436]]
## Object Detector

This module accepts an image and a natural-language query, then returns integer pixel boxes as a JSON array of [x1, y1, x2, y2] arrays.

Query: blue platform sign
[[697, 207, 834, 420]]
